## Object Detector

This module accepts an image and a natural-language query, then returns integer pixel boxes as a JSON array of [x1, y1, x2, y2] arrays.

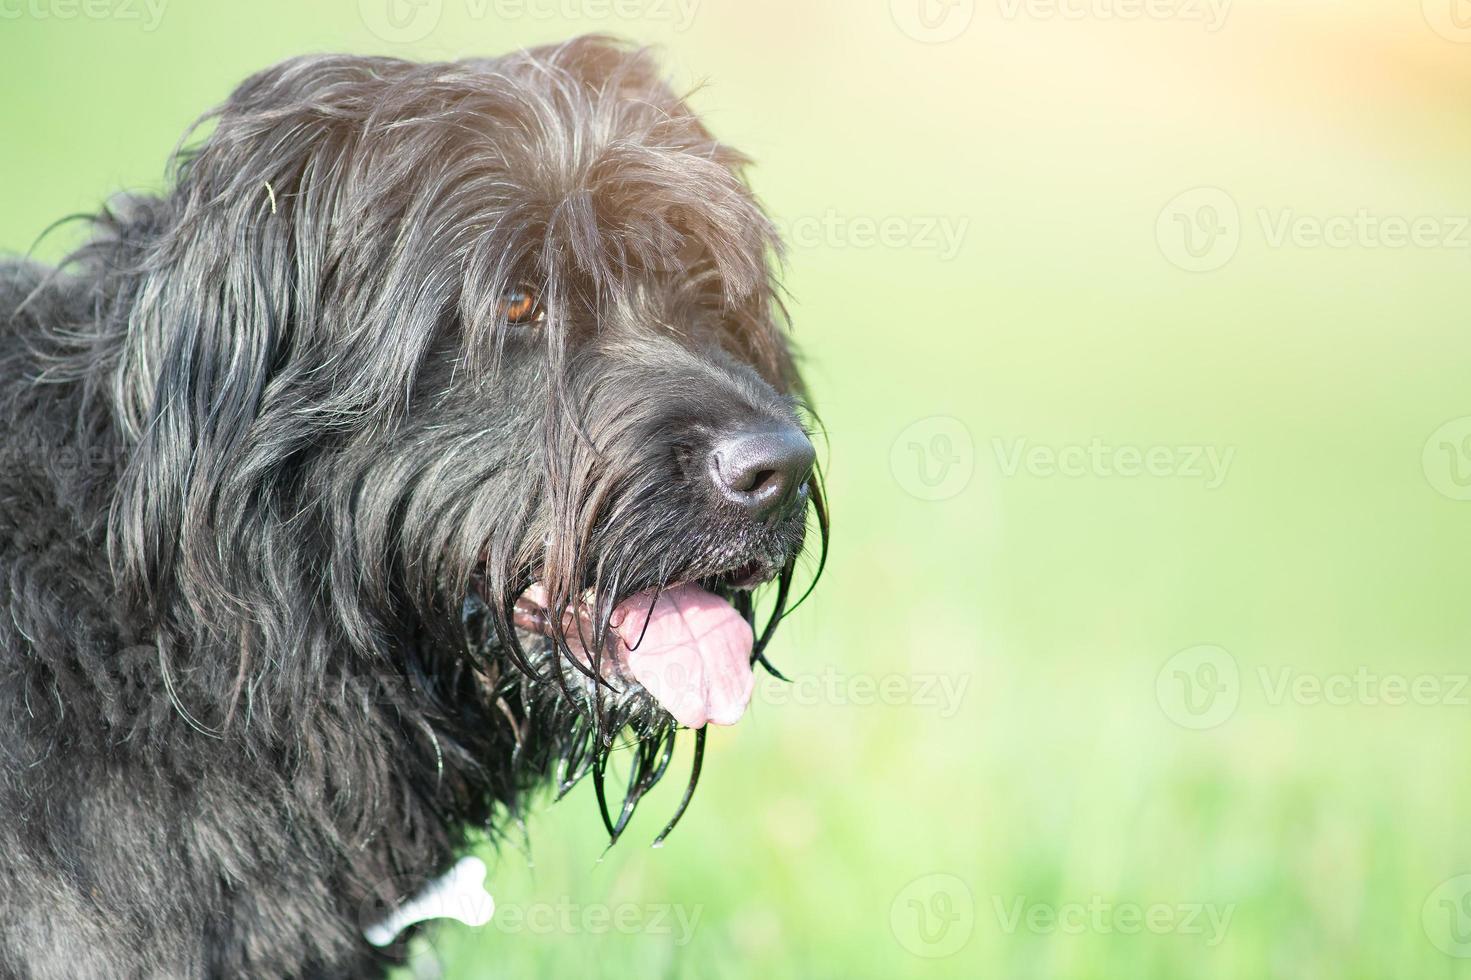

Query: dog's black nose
[[709, 424, 816, 518]]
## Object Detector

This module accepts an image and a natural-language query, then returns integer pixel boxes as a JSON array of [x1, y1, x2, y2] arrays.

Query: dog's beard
[[461, 475, 825, 846]]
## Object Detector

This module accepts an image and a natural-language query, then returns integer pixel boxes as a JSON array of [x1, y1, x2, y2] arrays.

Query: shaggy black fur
[[0, 37, 825, 978]]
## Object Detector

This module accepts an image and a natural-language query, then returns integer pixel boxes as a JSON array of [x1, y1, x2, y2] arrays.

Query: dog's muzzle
[[508, 419, 816, 728]]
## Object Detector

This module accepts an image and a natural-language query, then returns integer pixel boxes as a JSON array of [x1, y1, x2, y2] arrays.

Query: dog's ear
[[109, 56, 384, 615]]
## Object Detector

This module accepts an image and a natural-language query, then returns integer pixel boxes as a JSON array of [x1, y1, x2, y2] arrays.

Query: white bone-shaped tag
[[363, 856, 495, 947]]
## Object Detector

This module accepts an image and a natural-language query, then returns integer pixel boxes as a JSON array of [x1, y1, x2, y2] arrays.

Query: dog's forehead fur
[[142, 36, 793, 408]]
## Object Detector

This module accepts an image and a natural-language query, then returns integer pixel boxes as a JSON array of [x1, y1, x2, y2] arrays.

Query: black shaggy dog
[[0, 36, 825, 978]]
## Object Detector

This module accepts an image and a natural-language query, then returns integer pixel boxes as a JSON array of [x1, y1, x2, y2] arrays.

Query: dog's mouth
[[510, 561, 776, 728]]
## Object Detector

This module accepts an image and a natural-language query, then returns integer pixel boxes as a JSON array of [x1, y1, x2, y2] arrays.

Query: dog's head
[[82, 37, 824, 838]]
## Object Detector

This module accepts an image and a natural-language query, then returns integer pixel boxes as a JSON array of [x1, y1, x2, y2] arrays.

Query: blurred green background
[[7, 0, 1471, 976]]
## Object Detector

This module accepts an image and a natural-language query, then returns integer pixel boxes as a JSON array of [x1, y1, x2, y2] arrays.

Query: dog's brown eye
[[499, 287, 541, 325]]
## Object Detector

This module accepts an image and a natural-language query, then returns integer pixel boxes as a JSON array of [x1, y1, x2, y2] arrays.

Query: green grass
[[6, 1, 1471, 976]]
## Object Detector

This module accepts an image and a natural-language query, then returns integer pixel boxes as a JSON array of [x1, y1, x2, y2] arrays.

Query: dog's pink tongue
[[610, 584, 755, 728]]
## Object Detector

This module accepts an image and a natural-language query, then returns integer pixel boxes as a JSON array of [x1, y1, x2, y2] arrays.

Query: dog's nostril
[[709, 424, 816, 518], [735, 467, 778, 495]]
